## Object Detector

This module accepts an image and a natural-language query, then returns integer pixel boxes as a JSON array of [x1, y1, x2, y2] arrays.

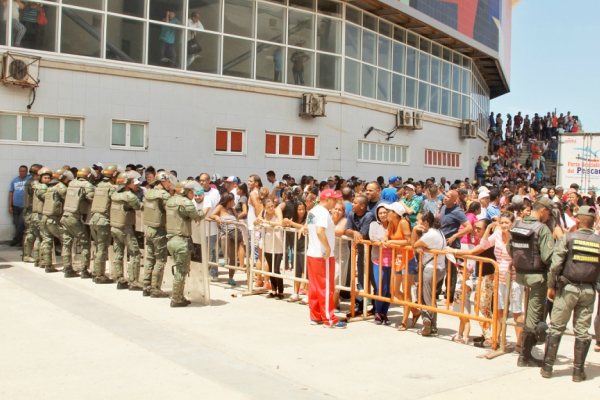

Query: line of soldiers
[[21, 164, 205, 307], [507, 197, 600, 382]]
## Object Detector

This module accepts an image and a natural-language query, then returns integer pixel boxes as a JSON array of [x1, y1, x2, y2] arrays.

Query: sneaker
[[324, 321, 347, 329], [287, 294, 300, 302], [227, 279, 236, 286], [265, 282, 272, 290], [299, 298, 308, 305], [310, 320, 323, 326], [421, 318, 432, 336], [382, 314, 392, 326], [333, 308, 340, 313], [374, 313, 383, 325], [209, 276, 218, 282], [255, 280, 264, 288]]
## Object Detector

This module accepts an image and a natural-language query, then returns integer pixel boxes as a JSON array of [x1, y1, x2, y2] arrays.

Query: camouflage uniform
[[110, 190, 142, 289], [142, 186, 171, 297], [29, 180, 46, 267], [90, 180, 118, 281], [40, 181, 68, 272], [22, 174, 39, 263]]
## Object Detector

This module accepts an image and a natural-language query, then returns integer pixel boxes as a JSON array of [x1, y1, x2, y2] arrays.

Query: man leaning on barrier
[[541, 206, 600, 381], [507, 197, 554, 368]]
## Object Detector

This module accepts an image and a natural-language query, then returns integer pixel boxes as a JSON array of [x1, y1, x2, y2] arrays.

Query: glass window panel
[[418, 82, 429, 111], [148, 22, 184, 68], [292, 136, 303, 155], [392, 42, 405, 74], [106, 16, 144, 64], [344, 23, 360, 59], [361, 64, 376, 99], [383, 145, 389, 162], [0, 115, 17, 140], [224, 0, 254, 38], [288, 10, 314, 50], [18, 4, 57, 52], [361, 30, 375, 64], [216, 130, 228, 151], [441, 89, 450, 116], [392, 74, 404, 106], [63, 0, 103, 10], [419, 52, 429, 82], [452, 65, 461, 91], [317, 0, 341, 17], [407, 32, 418, 48], [379, 21, 391, 37], [406, 47, 417, 78], [223, 36, 253, 79], [108, 0, 146, 18], [112, 122, 126, 146], [369, 143, 376, 160], [451, 92, 460, 118], [405, 78, 416, 108], [231, 131, 243, 152], [396, 147, 402, 163], [443, 47, 451, 61], [130, 124, 145, 147], [393, 26, 405, 43], [188, 0, 221, 32], [278, 135, 290, 154], [317, 16, 341, 54], [462, 69, 470, 94], [344, 58, 360, 95], [64, 120, 80, 144], [357, 141, 362, 159], [376, 144, 383, 161], [462, 95, 470, 120], [419, 38, 431, 53], [431, 43, 442, 58], [377, 69, 390, 102], [288, 47, 313, 86], [265, 134, 276, 153], [22, 117, 39, 142], [430, 57, 440, 86], [377, 36, 390, 69], [389, 146, 395, 162], [149, 0, 185, 21], [362, 14, 376, 31], [442, 61, 451, 88], [429, 86, 440, 114], [452, 51, 461, 65], [257, 3, 284, 43], [316, 53, 340, 90], [43, 118, 60, 143], [61, 8, 102, 58], [402, 147, 407, 163], [256, 43, 284, 83], [289, 0, 315, 12], [345, 6, 360, 24], [187, 31, 220, 73]]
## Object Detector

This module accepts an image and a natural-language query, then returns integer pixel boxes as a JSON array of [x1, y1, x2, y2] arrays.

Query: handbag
[[187, 37, 202, 55], [37, 10, 48, 26]]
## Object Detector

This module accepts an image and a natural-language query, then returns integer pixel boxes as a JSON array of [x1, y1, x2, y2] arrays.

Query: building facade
[[0, 0, 512, 239]]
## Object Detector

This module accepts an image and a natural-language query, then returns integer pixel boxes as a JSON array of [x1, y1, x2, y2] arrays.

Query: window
[[0, 113, 83, 146], [265, 132, 317, 158], [111, 120, 147, 149], [424, 149, 461, 168], [215, 128, 246, 154], [358, 141, 408, 164]]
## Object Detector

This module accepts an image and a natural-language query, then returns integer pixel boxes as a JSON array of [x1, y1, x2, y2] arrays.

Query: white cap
[[477, 186, 489, 194], [132, 178, 141, 185], [93, 162, 104, 169], [478, 191, 490, 200]]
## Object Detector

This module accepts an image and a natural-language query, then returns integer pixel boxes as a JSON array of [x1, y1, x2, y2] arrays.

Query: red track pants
[[307, 256, 338, 326]]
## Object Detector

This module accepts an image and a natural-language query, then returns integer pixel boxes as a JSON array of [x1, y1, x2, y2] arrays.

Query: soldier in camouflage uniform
[[166, 180, 205, 307], [31, 167, 52, 267], [40, 169, 74, 273], [61, 167, 95, 278], [142, 171, 175, 298], [110, 171, 143, 290], [89, 165, 122, 284], [22, 164, 42, 263]]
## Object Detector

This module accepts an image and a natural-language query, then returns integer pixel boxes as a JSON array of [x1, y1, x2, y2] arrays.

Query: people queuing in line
[[13, 163, 600, 378]]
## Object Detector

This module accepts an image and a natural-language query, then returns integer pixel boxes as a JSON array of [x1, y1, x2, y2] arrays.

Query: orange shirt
[[388, 221, 414, 260], [552, 116, 558, 128]]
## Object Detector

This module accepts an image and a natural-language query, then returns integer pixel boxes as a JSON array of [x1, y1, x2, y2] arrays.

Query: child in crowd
[[452, 263, 473, 344]]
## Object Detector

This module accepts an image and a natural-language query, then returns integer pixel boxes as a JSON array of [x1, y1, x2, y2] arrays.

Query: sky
[[490, 0, 600, 132]]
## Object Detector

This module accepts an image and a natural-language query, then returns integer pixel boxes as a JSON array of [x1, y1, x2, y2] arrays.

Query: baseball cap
[[382, 202, 406, 216], [319, 189, 342, 200], [478, 191, 490, 200], [135, 164, 144, 170], [93, 162, 104, 169], [534, 197, 554, 211], [225, 176, 238, 183], [327, 176, 336, 181], [282, 174, 291, 180], [403, 183, 415, 190], [511, 195, 524, 205], [210, 173, 221, 182], [575, 205, 596, 217], [477, 186, 489, 194], [194, 188, 205, 195], [389, 175, 398, 183]]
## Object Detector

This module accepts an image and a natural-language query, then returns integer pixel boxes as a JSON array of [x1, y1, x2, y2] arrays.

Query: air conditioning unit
[[413, 111, 423, 130], [2, 52, 41, 88], [299, 93, 326, 117], [396, 109, 411, 128], [461, 120, 478, 139]]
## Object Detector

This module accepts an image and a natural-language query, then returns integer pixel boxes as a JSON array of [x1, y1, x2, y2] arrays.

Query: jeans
[[477, 176, 484, 186], [158, 39, 176, 65], [209, 234, 218, 278], [11, 205, 24, 244], [372, 264, 392, 315], [12, 19, 26, 46]]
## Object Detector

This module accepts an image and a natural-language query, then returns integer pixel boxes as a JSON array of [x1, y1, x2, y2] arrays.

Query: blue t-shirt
[[344, 201, 352, 218], [367, 199, 389, 217], [10, 175, 30, 207], [159, 18, 180, 44], [486, 204, 501, 221], [439, 205, 467, 248], [346, 211, 376, 239]]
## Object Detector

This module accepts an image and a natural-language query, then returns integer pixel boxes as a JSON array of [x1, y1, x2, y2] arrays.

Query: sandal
[[397, 323, 408, 331], [411, 311, 421, 328], [451, 334, 462, 342], [459, 337, 470, 345]]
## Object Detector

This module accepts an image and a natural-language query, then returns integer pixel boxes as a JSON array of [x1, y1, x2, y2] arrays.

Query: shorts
[[498, 281, 524, 314], [396, 257, 418, 275]]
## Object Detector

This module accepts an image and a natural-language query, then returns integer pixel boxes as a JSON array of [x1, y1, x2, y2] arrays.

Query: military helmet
[[38, 167, 53, 177], [153, 171, 177, 187], [77, 167, 93, 179], [53, 168, 75, 182], [175, 179, 201, 195], [116, 170, 141, 187], [103, 164, 123, 178], [29, 164, 43, 175]]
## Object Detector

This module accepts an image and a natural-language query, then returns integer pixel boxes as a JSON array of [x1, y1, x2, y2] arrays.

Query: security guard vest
[[23, 178, 35, 211], [563, 232, 600, 284], [33, 183, 47, 214], [42, 184, 64, 218], [91, 181, 114, 214], [143, 188, 168, 228], [509, 220, 547, 272], [110, 192, 136, 229], [63, 179, 91, 215], [166, 196, 192, 237]]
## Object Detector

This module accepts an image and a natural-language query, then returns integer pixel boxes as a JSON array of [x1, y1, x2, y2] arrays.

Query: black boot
[[116, 281, 129, 290], [80, 269, 93, 279], [63, 268, 80, 278], [573, 339, 591, 382], [540, 335, 561, 378], [518, 330, 543, 367], [142, 285, 152, 297]]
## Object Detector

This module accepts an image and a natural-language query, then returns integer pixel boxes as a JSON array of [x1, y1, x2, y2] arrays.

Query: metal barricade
[[351, 240, 502, 350]]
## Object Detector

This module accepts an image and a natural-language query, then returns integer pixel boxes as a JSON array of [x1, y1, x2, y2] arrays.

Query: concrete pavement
[[0, 245, 598, 399]]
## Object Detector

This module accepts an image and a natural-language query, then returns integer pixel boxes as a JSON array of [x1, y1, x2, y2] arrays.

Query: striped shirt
[[480, 229, 515, 284]]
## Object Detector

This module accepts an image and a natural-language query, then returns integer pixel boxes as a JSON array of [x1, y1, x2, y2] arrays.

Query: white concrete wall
[[0, 65, 485, 240]]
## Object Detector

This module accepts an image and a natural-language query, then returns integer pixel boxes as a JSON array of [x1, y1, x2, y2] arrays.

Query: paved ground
[[1, 245, 598, 399]]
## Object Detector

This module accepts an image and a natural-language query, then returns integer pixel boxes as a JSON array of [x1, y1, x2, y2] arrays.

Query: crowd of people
[[7, 163, 600, 381]]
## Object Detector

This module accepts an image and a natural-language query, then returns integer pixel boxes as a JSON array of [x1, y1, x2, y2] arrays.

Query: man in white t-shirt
[[199, 173, 221, 280], [187, 11, 204, 67], [306, 189, 346, 329]]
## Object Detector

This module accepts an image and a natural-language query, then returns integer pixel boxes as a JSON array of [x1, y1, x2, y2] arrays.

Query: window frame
[[264, 131, 319, 159], [110, 119, 149, 150], [214, 127, 247, 155], [424, 149, 461, 169], [357, 140, 409, 165], [0, 111, 84, 147]]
